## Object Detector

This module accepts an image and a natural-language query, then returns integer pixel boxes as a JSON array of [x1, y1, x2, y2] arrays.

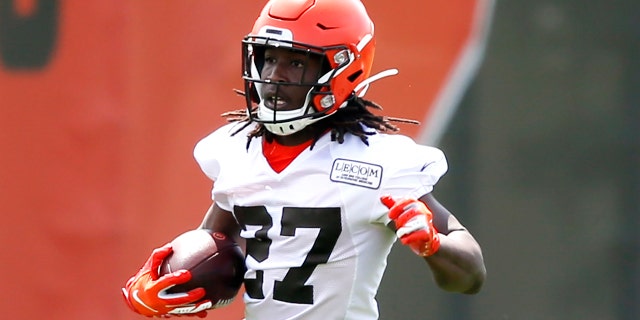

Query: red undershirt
[[262, 138, 313, 173]]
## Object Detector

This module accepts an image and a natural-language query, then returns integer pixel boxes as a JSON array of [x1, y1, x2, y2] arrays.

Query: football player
[[122, 0, 486, 318]]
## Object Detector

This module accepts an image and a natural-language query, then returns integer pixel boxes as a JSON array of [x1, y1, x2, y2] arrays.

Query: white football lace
[[213, 297, 235, 308]]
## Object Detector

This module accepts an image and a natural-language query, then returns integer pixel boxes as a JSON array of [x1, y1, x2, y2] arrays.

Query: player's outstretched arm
[[382, 193, 486, 294]]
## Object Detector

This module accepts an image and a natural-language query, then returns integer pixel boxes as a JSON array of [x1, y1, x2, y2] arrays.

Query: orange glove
[[121, 243, 211, 318], [381, 195, 441, 257]]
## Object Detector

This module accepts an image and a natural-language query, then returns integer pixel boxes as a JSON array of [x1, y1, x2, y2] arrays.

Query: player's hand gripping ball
[[121, 242, 210, 318], [121, 230, 246, 318], [381, 195, 441, 257]]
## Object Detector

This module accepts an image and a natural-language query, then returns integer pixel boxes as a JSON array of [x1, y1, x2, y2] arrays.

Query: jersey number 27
[[234, 206, 342, 304]]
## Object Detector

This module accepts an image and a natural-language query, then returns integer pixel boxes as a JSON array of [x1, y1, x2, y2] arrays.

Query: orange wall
[[0, 1, 489, 319]]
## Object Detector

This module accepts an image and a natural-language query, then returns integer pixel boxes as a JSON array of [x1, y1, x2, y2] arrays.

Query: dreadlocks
[[221, 91, 419, 150]]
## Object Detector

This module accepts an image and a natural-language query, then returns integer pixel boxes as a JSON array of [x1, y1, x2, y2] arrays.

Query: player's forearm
[[198, 203, 244, 249], [424, 230, 486, 294]]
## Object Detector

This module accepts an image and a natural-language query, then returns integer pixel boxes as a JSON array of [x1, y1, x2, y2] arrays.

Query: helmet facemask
[[242, 35, 354, 136]]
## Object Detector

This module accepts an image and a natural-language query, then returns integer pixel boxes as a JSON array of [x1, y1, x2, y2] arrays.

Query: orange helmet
[[242, 0, 377, 135]]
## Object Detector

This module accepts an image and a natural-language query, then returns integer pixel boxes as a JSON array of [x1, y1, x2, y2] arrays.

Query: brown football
[[159, 229, 245, 309]]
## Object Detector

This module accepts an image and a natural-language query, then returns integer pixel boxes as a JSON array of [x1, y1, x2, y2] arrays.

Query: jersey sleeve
[[193, 129, 224, 181], [384, 143, 448, 198], [371, 134, 449, 224], [192, 123, 247, 208]]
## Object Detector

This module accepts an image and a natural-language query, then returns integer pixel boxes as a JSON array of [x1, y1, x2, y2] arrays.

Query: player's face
[[260, 47, 324, 112]]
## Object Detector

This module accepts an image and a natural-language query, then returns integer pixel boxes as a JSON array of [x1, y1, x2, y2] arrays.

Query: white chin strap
[[258, 100, 327, 136], [256, 83, 324, 136]]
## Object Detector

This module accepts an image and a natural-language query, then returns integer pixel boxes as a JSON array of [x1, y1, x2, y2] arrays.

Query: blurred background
[[1, 0, 638, 319]]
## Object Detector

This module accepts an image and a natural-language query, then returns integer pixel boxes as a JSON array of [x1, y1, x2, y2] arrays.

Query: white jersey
[[193, 122, 447, 320]]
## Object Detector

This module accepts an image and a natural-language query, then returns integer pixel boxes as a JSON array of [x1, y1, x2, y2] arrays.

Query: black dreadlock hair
[[221, 89, 419, 150]]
